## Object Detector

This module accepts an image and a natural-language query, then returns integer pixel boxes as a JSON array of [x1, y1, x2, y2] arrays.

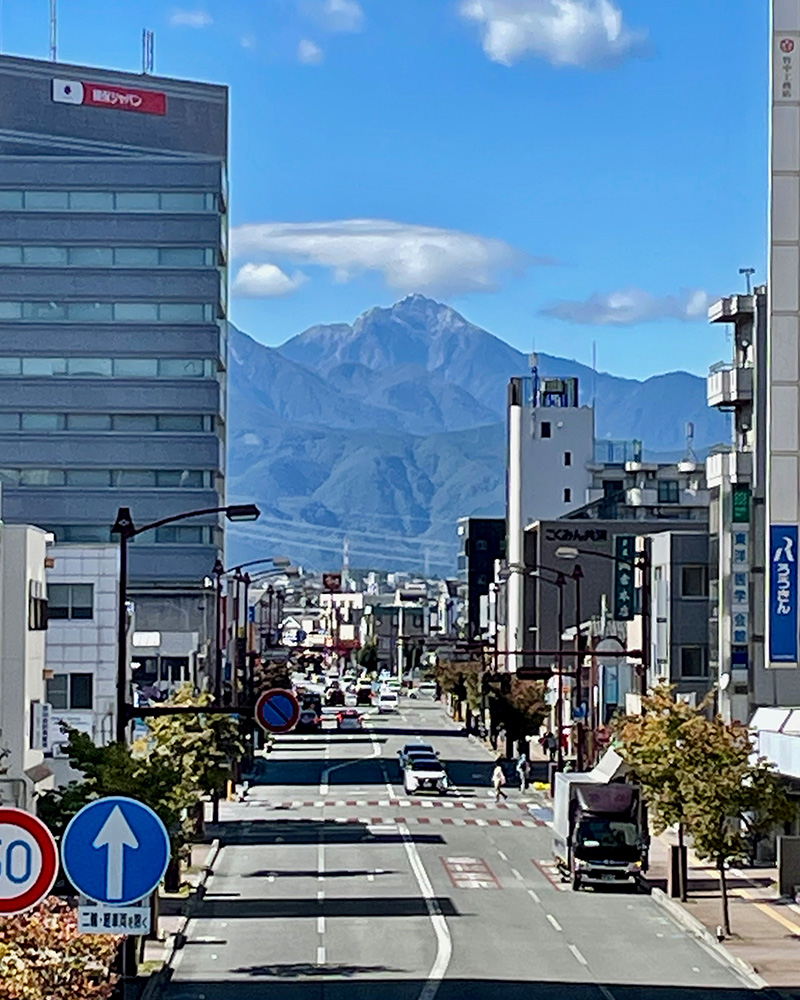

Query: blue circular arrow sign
[[255, 688, 300, 734], [61, 796, 170, 905]]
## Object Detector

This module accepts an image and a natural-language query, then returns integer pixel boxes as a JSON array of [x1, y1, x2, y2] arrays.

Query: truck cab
[[553, 753, 648, 891]]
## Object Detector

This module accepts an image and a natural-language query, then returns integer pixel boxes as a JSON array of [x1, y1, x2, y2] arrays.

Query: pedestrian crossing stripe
[[243, 798, 534, 811], [219, 809, 541, 828]]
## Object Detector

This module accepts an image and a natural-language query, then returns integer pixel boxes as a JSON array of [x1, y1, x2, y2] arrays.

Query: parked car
[[377, 691, 399, 713], [403, 757, 449, 795], [398, 742, 438, 767], [336, 708, 363, 731], [417, 682, 437, 699], [296, 708, 322, 732]]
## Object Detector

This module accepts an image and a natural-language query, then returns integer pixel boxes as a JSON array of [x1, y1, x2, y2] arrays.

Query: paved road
[[163, 698, 763, 1000]]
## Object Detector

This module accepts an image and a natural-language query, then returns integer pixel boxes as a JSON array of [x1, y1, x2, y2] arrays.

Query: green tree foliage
[[39, 685, 244, 853], [0, 897, 118, 1000], [505, 679, 547, 735], [616, 686, 794, 933], [357, 641, 378, 673]]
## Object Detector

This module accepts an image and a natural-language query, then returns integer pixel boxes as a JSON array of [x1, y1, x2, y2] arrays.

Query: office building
[[0, 54, 229, 649], [457, 517, 506, 640]]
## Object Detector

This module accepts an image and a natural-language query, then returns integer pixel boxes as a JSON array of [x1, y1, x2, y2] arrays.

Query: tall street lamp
[[531, 563, 584, 769], [112, 503, 260, 743]]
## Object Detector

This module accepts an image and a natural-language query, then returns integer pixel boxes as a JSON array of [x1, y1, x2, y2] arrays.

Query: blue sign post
[[770, 525, 799, 663], [61, 797, 170, 905]]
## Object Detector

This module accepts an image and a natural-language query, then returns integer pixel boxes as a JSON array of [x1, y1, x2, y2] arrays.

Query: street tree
[[614, 687, 708, 899], [680, 713, 793, 936]]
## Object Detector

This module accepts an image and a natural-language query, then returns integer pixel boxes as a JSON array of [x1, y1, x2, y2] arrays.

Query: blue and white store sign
[[770, 525, 799, 664]]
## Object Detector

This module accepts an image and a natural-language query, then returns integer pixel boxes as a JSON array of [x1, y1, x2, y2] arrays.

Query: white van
[[378, 691, 399, 713]]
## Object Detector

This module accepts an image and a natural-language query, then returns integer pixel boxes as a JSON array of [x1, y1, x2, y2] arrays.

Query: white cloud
[[240, 34, 256, 49], [231, 219, 545, 295], [169, 9, 213, 28], [298, 38, 325, 64], [315, 0, 364, 33], [540, 288, 712, 326], [459, 0, 648, 68], [233, 263, 309, 298]]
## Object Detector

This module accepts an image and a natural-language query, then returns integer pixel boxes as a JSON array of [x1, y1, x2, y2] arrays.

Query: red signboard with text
[[53, 79, 167, 116]]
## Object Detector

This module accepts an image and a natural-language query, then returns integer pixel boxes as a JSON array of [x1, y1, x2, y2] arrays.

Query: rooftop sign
[[52, 79, 167, 116]]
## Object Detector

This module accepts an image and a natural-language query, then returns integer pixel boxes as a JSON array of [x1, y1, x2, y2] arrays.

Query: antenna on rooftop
[[49, 0, 57, 61], [142, 29, 155, 74], [739, 267, 755, 295], [684, 421, 698, 465], [592, 339, 597, 409]]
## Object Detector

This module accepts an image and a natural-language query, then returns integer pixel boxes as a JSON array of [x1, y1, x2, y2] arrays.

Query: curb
[[650, 887, 768, 990], [140, 838, 221, 1000]]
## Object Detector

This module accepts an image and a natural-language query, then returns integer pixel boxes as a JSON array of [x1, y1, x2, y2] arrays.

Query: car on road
[[403, 756, 449, 795], [296, 708, 322, 732], [416, 682, 437, 699], [356, 686, 373, 706], [397, 742, 438, 767], [377, 691, 399, 713], [336, 708, 363, 731]]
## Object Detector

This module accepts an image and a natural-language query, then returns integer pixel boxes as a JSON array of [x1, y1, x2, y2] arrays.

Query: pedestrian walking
[[496, 726, 507, 755], [516, 753, 530, 792], [540, 730, 557, 762], [492, 759, 508, 803]]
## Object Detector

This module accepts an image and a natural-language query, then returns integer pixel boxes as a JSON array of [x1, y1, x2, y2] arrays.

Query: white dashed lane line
[[546, 914, 563, 932], [569, 944, 588, 966]]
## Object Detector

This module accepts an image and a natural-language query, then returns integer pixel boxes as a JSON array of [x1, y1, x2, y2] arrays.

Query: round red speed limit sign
[[0, 807, 59, 915]]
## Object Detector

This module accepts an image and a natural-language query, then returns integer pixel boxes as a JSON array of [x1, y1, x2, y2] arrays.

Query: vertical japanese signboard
[[613, 536, 635, 622], [769, 0, 800, 667], [770, 526, 799, 662]]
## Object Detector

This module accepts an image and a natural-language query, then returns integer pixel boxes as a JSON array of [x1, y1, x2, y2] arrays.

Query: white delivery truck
[[552, 750, 648, 891]]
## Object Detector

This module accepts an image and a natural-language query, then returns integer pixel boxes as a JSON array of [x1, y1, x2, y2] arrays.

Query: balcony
[[707, 362, 753, 409], [706, 449, 753, 489]]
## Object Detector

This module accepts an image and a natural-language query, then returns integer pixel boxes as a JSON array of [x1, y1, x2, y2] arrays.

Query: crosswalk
[[242, 797, 535, 811]]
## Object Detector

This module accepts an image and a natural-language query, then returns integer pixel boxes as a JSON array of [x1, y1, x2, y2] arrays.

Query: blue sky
[[2, 0, 769, 379]]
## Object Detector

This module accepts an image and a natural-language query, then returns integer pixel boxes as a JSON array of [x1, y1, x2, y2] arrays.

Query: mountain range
[[225, 295, 728, 575]]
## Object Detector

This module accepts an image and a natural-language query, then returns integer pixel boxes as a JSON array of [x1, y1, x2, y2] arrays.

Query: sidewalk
[[646, 829, 800, 994]]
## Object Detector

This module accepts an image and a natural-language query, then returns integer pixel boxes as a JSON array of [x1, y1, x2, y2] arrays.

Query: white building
[[506, 364, 595, 671], [0, 524, 53, 810], [45, 544, 119, 782]]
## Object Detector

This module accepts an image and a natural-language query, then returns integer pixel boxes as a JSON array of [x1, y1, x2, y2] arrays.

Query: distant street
[[163, 698, 757, 1000]]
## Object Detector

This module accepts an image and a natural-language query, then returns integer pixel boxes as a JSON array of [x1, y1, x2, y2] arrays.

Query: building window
[[681, 566, 708, 598], [45, 673, 93, 710], [680, 646, 708, 678], [541, 422, 551, 438], [28, 580, 47, 631], [657, 480, 680, 503], [564, 488, 572, 503], [475, 539, 488, 551], [47, 583, 94, 620], [0, 190, 218, 213], [0, 357, 215, 378], [564, 452, 572, 466]]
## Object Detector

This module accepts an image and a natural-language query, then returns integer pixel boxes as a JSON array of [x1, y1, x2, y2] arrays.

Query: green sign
[[732, 485, 751, 524], [614, 535, 636, 621]]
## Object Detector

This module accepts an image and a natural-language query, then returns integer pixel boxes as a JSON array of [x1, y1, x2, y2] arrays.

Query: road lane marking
[[399, 824, 452, 1000], [569, 944, 588, 966], [528, 889, 541, 904], [546, 914, 562, 932], [598, 986, 617, 1000], [497, 850, 508, 861], [317, 890, 325, 901], [317, 916, 325, 934], [321, 734, 382, 795], [316, 946, 326, 965], [318, 841, 325, 882], [511, 868, 523, 881]]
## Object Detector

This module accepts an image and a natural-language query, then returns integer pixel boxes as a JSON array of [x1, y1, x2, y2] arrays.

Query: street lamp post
[[112, 503, 260, 744], [532, 564, 584, 770], [213, 558, 224, 704]]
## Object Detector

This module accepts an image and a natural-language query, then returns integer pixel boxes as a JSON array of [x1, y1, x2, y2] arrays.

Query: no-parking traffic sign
[[255, 688, 300, 734], [0, 807, 59, 915]]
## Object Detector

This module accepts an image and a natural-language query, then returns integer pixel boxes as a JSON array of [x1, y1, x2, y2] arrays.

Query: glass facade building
[[0, 54, 228, 587]]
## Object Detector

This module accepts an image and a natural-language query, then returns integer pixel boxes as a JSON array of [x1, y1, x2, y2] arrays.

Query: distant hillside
[[226, 295, 728, 573]]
